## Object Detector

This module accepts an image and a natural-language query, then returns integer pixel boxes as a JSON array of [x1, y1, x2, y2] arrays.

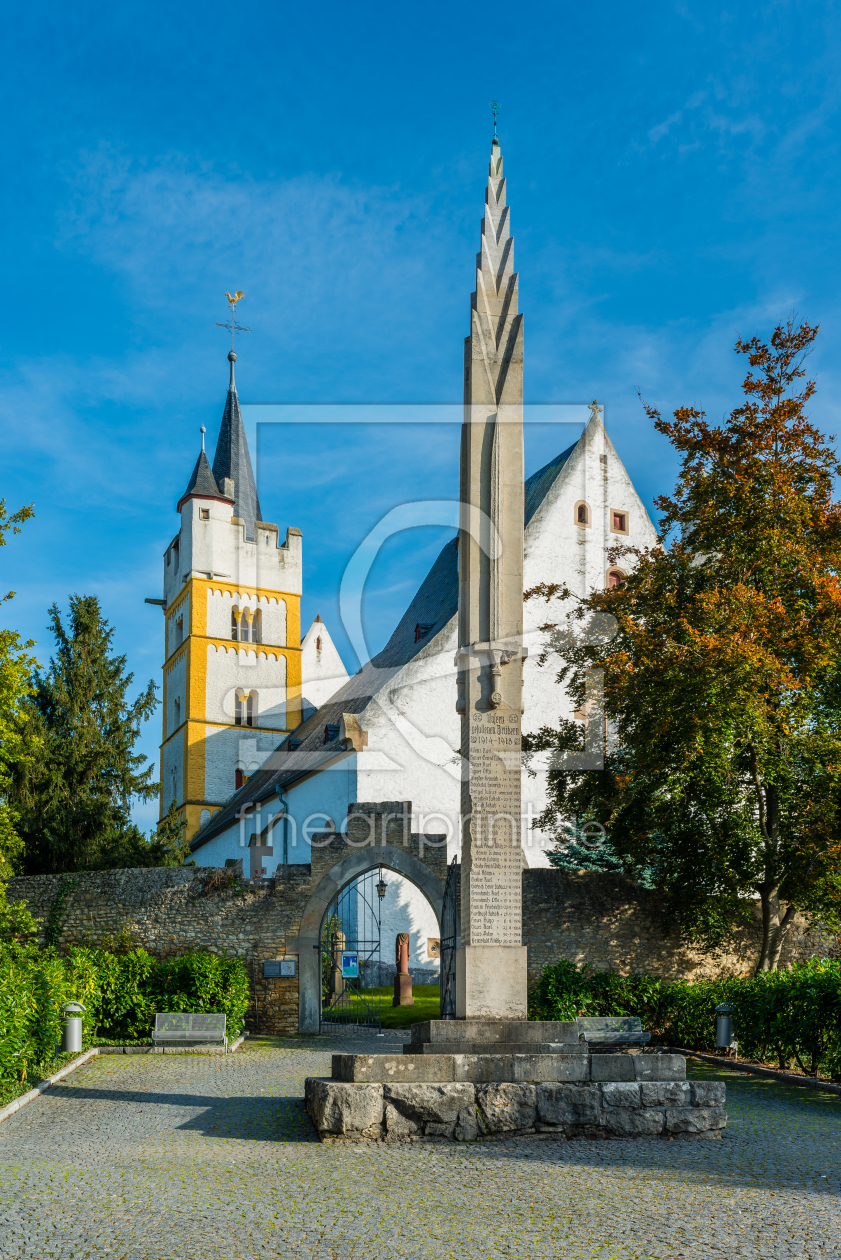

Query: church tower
[[156, 347, 303, 841]]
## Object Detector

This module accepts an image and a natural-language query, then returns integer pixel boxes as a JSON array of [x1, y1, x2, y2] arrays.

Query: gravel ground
[[0, 1032, 838, 1259]]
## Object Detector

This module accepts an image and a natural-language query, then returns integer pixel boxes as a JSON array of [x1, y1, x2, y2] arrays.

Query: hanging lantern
[[376, 871, 388, 901]]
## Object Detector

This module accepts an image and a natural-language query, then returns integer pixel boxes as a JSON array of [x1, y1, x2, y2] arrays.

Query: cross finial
[[588, 399, 603, 423], [215, 290, 251, 354], [490, 100, 500, 141]]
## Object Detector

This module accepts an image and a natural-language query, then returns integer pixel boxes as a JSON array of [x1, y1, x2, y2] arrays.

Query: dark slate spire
[[177, 426, 227, 511], [211, 349, 262, 540]]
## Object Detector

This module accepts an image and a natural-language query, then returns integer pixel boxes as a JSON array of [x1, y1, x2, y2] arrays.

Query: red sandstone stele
[[393, 932, 414, 1007]]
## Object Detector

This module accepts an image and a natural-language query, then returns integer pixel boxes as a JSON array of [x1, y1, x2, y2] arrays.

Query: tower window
[[175, 615, 183, 647], [252, 610, 262, 644], [246, 691, 255, 727], [200, 508, 210, 521], [235, 691, 243, 725], [607, 568, 626, 589], [231, 611, 238, 641], [316, 636, 322, 651], [174, 698, 181, 728], [574, 501, 591, 528], [611, 509, 629, 535]]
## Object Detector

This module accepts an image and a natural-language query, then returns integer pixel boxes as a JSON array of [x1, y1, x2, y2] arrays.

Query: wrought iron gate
[[319, 866, 384, 1030], [439, 857, 461, 1020]]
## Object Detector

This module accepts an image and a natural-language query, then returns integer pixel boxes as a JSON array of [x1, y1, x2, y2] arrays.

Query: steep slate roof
[[211, 351, 263, 540], [524, 442, 578, 528], [177, 449, 224, 510], [190, 432, 583, 852]]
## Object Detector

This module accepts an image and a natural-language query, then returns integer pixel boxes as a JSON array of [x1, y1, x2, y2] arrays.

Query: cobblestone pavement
[[0, 1033, 839, 1259]]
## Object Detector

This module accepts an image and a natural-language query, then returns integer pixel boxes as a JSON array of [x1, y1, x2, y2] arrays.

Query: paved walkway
[[0, 1033, 839, 1259]]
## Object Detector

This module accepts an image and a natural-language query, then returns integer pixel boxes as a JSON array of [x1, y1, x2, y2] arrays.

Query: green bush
[[529, 958, 841, 1079], [0, 943, 249, 1085]]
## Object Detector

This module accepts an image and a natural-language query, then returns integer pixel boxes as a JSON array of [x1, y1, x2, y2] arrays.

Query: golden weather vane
[[216, 290, 251, 352]]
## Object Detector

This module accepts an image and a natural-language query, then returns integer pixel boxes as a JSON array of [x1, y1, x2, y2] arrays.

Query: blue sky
[[3, 0, 841, 831]]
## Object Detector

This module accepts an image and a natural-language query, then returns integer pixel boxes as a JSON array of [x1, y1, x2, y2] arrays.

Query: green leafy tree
[[10, 595, 160, 873], [527, 322, 841, 971], [0, 499, 38, 877]]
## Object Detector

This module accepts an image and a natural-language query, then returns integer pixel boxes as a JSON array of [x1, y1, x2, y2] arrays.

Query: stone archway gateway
[[286, 810, 446, 1034]]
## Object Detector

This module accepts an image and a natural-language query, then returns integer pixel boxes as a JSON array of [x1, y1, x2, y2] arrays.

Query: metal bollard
[[62, 1001, 86, 1053], [714, 1002, 735, 1052]]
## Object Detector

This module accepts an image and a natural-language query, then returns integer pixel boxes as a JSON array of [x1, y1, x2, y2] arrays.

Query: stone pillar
[[455, 133, 528, 1019], [393, 932, 414, 1007]]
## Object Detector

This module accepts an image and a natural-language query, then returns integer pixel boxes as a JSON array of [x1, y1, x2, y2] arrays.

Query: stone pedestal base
[[455, 945, 528, 1019], [304, 1053, 727, 1143], [393, 973, 414, 1007]]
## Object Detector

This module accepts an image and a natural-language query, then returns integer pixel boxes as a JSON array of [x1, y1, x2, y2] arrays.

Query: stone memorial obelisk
[[454, 125, 528, 1019]]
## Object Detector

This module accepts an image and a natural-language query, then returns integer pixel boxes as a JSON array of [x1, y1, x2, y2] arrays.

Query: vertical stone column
[[455, 135, 528, 1019]]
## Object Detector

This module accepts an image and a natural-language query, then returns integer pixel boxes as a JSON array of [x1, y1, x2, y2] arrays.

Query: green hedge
[[529, 958, 841, 1079], [0, 944, 249, 1084]]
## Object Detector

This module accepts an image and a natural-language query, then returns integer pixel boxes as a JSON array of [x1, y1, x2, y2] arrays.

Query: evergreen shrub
[[0, 944, 249, 1085], [529, 958, 841, 1079]]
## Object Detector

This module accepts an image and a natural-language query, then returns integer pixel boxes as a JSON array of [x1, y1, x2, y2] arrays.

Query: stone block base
[[304, 1055, 726, 1143], [455, 947, 529, 1019]]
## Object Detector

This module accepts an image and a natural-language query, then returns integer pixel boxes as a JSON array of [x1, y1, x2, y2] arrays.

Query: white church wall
[[301, 618, 349, 709], [205, 645, 287, 726], [206, 589, 287, 647], [377, 873, 441, 975], [203, 725, 284, 803], [165, 651, 188, 739], [285, 756, 359, 863], [162, 733, 183, 814], [178, 498, 303, 599], [166, 591, 189, 659]]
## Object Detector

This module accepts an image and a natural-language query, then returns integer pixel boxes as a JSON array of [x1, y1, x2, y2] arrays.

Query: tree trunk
[[755, 883, 796, 972]]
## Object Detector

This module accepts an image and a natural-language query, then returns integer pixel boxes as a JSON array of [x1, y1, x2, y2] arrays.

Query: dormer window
[[323, 723, 340, 744], [415, 623, 434, 642], [611, 509, 629, 535], [288, 738, 302, 752], [574, 501, 591, 528], [200, 508, 210, 521]]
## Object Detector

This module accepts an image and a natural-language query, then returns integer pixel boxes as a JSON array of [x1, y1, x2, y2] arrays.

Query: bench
[[152, 1013, 228, 1054], [576, 1016, 651, 1048]]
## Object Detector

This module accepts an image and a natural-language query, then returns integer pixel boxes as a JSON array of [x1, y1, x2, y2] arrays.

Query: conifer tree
[[527, 322, 841, 970], [10, 596, 160, 873]]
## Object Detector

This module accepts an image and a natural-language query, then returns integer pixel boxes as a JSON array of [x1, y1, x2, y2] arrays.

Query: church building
[[151, 345, 347, 842], [179, 132, 657, 971]]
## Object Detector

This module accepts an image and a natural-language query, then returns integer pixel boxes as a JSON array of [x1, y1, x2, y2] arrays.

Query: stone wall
[[6, 858, 839, 1038], [522, 870, 841, 984], [4, 802, 449, 1037]]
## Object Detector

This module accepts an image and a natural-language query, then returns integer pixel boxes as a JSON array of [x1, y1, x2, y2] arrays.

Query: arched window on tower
[[606, 568, 626, 589], [231, 610, 238, 642], [252, 610, 262, 643], [235, 690, 244, 726], [246, 691, 256, 727], [316, 635, 322, 651], [242, 612, 252, 643]]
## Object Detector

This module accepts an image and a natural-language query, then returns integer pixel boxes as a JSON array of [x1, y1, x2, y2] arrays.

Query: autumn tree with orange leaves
[[527, 322, 841, 971]]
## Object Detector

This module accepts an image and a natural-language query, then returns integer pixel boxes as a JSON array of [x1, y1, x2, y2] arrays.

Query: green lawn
[[321, 984, 440, 1029]]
